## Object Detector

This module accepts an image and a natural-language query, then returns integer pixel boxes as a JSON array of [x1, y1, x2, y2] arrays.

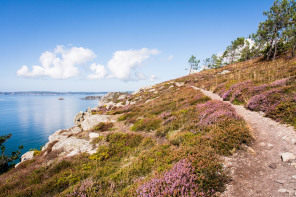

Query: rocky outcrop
[[81, 114, 110, 130], [17, 92, 129, 167], [98, 92, 130, 109], [20, 151, 35, 162], [74, 111, 85, 126], [52, 137, 96, 157], [132, 85, 153, 95]]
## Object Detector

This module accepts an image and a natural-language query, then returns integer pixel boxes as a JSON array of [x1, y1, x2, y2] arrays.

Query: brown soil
[[193, 87, 296, 197]]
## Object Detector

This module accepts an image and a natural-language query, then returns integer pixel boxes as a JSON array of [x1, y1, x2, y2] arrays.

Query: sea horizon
[[0, 93, 106, 159]]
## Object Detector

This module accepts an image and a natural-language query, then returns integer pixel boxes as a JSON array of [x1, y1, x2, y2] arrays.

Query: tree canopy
[[0, 134, 23, 174], [188, 55, 200, 74], [199, 0, 296, 70]]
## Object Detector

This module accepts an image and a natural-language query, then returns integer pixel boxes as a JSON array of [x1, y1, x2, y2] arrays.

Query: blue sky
[[0, 0, 275, 92]]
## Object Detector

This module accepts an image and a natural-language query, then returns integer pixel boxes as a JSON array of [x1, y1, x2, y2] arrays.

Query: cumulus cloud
[[17, 45, 96, 79], [87, 63, 107, 79], [107, 48, 160, 80]]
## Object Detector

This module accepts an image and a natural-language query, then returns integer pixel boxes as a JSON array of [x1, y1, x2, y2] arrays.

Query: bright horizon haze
[[0, 0, 275, 92]]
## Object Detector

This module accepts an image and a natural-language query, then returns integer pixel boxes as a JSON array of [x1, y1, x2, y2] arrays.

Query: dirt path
[[192, 86, 296, 197]]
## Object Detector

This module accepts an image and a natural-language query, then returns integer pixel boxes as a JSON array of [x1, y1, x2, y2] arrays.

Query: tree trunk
[[273, 38, 278, 60], [189, 65, 192, 75], [266, 39, 274, 60], [273, 25, 278, 61]]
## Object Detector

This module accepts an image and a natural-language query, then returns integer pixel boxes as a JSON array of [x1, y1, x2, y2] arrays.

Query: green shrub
[[93, 122, 114, 132], [131, 118, 161, 132], [91, 136, 105, 144]]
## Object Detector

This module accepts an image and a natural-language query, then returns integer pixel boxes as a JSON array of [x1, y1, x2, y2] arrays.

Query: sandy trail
[[192, 86, 296, 197]]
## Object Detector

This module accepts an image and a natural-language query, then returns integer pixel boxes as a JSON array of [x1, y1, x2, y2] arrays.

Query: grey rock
[[268, 163, 277, 169], [218, 70, 230, 75], [74, 111, 85, 126], [275, 180, 285, 184], [175, 82, 185, 87], [20, 151, 35, 162], [278, 188, 289, 193], [52, 137, 96, 156], [89, 132, 101, 139], [281, 152, 295, 162], [291, 175, 296, 180], [81, 115, 110, 131]]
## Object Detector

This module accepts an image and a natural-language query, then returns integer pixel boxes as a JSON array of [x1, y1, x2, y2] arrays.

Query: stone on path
[[281, 152, 295, 162], [278, 188, 289, 193], [268, 163, 277, 169]]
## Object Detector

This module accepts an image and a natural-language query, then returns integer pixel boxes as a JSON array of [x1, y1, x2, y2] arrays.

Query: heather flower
[[196, 100, 241, 127], [248, 89, 286, 113], [67, 179, 94, 197], [221, 90, 231, 100], [137, 159, 205, 197], [251, 84, 268, 93], [270, 77, 290, 87], [221, 81, 252, 101]]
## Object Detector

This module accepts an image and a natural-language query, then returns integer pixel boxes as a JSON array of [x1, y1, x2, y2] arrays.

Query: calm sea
[[0, 94, 105, 158]]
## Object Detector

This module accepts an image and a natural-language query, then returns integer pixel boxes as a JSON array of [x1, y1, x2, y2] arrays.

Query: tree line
[[0, 134, 23, 174], [189, 0, 296, 72]]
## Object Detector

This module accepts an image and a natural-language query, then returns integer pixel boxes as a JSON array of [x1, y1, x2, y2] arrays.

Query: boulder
[[81, 114, 110, 130], [175, 82, 185, 87], [219, 70, 230, 75], [21, 151, 35, 162], [74, 111, 85, 126], [89, 132, 101, 139], [278, 189, 289, 193], [52, 137, 96, 156]]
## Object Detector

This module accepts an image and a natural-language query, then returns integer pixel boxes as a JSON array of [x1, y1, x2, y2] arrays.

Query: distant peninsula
[[80, 96, 102, 100], [0, 91, 108, 96]]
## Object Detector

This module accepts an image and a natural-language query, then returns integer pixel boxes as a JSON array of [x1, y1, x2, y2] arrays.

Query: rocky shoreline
[[17, 91, 132, 165]]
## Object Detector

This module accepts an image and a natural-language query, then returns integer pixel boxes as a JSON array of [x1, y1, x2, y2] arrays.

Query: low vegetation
[[178, 55, 296, 128], [0, 81, 252, 196]]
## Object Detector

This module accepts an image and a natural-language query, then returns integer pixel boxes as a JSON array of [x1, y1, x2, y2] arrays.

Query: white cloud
[[168, 55, 174, 61], [107, 48, 160, 80], [150, 74, 158, 81], [17, 45, 96, 79], [87, 63, 107, 79]]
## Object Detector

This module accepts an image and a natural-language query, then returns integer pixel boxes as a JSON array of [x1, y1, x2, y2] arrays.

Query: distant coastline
[[0, 91, 109, 96]]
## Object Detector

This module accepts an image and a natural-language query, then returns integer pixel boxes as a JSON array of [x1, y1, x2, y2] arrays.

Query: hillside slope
[[0, 56, 295, 196], [177, 56, 296, 128], [198, 88, 296, 196]]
